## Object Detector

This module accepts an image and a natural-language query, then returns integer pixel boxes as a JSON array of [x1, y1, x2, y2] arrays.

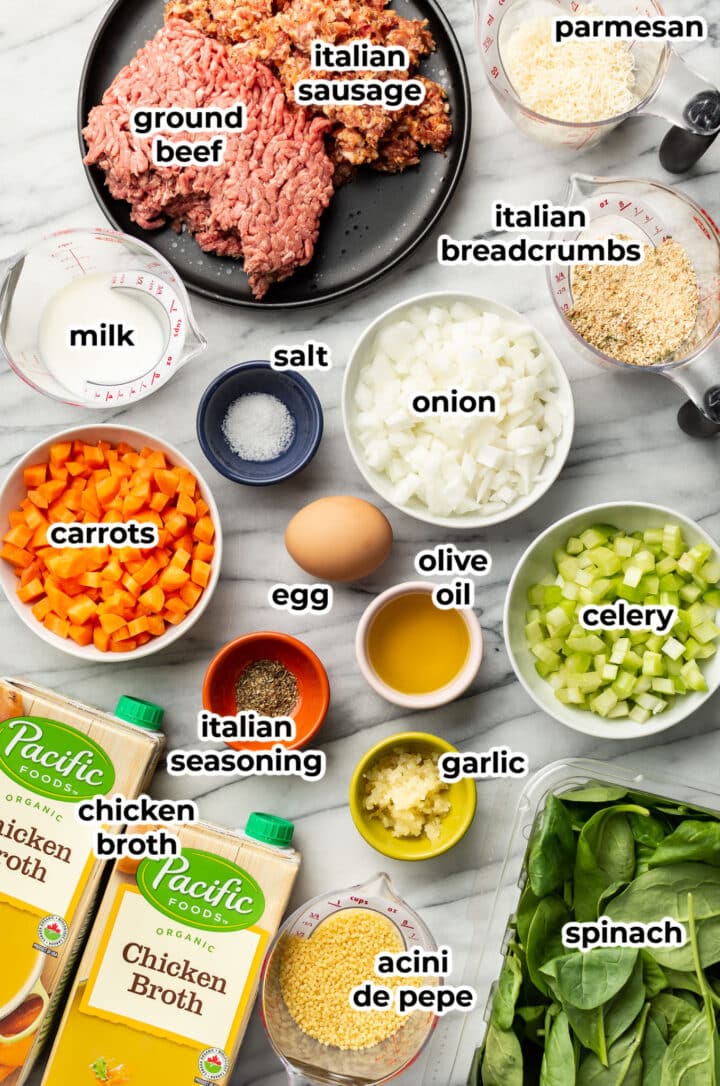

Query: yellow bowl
[[349, 732, 477, 861]]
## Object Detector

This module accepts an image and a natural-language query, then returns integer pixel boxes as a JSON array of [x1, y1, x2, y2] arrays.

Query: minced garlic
[[362, 748, 451, 842]]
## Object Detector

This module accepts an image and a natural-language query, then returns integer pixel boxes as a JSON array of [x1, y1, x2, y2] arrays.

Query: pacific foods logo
[[0, 717, 116, 802], [136, 848, 266, 932]]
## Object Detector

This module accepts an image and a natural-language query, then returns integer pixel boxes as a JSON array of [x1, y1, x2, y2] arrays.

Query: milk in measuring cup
[[38, 272, 168, 398]]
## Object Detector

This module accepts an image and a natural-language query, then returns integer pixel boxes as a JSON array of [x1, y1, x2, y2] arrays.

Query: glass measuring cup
[[476, 0, 720, 171], [546, 173, 720, 436], [0, 228, 206, 408], [260, 873, 438, 1085]]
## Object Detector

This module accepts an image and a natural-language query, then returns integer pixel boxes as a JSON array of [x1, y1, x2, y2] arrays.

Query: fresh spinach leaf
[[517, 882, 542, 946], [650, 994, 700, 1040], [529, 794, 577, 898], [575, 807, 648, 922], [658, 1013, 720, 1086], [527, 896, 571, 997], [541, 1010, 576, 1086], [605, 863, 720, 926], [640, 953, 667, 998], [576, 1005, 648, 1086], [493, 946, 524, 1030], [563, 786, 629, 805], [649, 822, 720, 869], [641, 1013, 667, 1086], [544, 949, 639, 1011], [481, 1021, 524, 1086], [606, 957, 646, 1047]]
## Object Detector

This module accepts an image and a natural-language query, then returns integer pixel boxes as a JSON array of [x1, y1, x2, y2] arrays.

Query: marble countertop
[[3, 0, 720, 1082]]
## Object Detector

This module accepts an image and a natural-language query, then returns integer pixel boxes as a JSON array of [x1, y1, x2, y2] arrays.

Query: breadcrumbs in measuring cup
[[279, 910, 420, 1049]]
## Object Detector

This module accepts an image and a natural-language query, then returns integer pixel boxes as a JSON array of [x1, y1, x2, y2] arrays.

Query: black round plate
[[77, 0, 471, 308]]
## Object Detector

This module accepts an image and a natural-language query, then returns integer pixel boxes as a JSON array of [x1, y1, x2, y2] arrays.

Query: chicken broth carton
[[0, 680, 164, 1086], [42, 814, 300, 1086]]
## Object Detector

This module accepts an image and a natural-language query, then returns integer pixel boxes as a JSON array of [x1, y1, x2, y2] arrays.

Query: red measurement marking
[[600, 199, 609, 208], [482, 35, 492, 50], [329, 900, 342, 908], [556, 286, 567, 295], [486, 12, 494, 24], [173, 319, 182, 336], [618, 200, 631, 212], [350, 896, 368, 904], [700, 208, 720, 238], [150, 372, 161, 384], [490, 65, 500, 78], [170, 299, 178, 313], [555, 271, 566, 282], [309, 912, 320, 920], [67, 249, 86, 274]]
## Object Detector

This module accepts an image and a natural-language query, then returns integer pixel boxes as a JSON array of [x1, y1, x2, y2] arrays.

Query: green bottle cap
[[246, 812, 294, 849], [115, 695, 164, 732]]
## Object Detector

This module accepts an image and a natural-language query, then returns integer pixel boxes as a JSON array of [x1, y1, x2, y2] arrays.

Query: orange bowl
[[202, 632, 330, 751]]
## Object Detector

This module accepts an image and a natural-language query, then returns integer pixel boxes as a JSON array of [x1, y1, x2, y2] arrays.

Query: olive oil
[[367, 593, 471, 695]]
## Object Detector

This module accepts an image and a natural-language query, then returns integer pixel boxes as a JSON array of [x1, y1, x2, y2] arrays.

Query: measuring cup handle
[[661, 124, 720, 175], [678, 395, 720, 438]]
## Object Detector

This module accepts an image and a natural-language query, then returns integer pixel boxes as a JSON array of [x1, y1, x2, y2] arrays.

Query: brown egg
[[285, 496, 393, 582]]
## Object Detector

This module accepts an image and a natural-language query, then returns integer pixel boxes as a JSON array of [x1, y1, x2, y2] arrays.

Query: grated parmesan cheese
[[503, 4, 640, 123]]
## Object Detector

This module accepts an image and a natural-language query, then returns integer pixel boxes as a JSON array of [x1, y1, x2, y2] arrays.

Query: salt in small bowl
[[196, 361, 323, 485]]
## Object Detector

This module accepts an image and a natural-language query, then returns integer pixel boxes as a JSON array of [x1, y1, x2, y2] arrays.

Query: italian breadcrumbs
[[279, 909, 420, 1049], [567, 238, 698, 366]]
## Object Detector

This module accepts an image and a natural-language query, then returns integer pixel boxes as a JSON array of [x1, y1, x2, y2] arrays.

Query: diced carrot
[[176, 492, 196, 517], [50, 442, 73, 465], [23, 463, 47, 488], [196, 499, 209, 517], [134, 557, 160, 587], [48, 463, 69, 482], [193, 542, 215, 563], [146, 615, 166, 636], [122, 493, 147, 517], [99, 613, 126, 635], [82, 444, 106, 467], [109, 639, 138, 653], [122, 575, 142, 599], [38, 480, 66, 504], [162, 610, 186, 626], [44, 612, 69, 639], [4, 524, 33, 548], [17, 579, 44, 603], [170, 548, 192, 569], [32, 597, 53, 622], [0, 544, 34, 568], [128, 617, 149, 637], [165, 512, 188, 539], [68, 624, 93, 647], [193, 516, 215, 544], [96, 476, 121, 505], [165, 597, 190, 615], [93, 627, 111, 652], [150, 491, 171, 513], [159, 565, 190, 591], [46, 582, 73, 619], [180, 582, 202, 609], [67, 596, 97, 625], [103, 557, 123, 583], [190, 560, 211, 588], [138, 585, 165, 612]]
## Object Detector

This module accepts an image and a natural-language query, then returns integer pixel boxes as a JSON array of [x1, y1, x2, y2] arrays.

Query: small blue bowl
[[196, 362, 323, 485]]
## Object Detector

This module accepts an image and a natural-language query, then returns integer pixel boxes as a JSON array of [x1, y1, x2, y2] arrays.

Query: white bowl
[[0, 425, 222, 661], [356, 581, 483, 709], [505, 502, 720, 739], [342, 291, 574, 529]]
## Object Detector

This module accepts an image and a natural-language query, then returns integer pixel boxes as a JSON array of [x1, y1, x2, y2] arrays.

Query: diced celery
[[633, 550, 656, 574], [680, 582, 703, 603], [624, 650, 644, 672], [680, 659, 707, 692], [546, 606, 573, 636], [574, 672, 604, 693], [530, 643, 561, 668], [643, 528, 664, 546], [565, 653, 592, 674], [575, 568, 596, 588], [662, 524, 684, 558], [629, 630, 650, 646], [623, 565, 643, 588], [527, 608, 542, 624], [558, 557, 579, 581], [700, 559, 720, 584], [629, 705, 652, 724], [610, 638, 631, 665], [556, 687, 585, 705], [642, 652, 663, 677], [594, 654, 608, 671], [652, 677, 675, 695], [704, 589, 720, 608], [614, 536, 638, 558], [612, 670, 636, 699], [566, 536, 584, 556], [561, 582, 579, 601], [525, 621, 545, 646], [591, 689, 618, 717], [634, 676, 652, 694], [693, 620, 720, 645], [662, 637, 685, 661], [608, 701, 630, 718], [580, 526, 614, 548], [602, 663, 619, 681], [566, 634, 606, 654], [645, 634, 664, 653], [660, 591, 680, 608], [639, 575, 660, 596], [660, 573, 683, 592], [588, 547, 622, 577], [656, 556, 677, 576], [635, 692, 667, 714]]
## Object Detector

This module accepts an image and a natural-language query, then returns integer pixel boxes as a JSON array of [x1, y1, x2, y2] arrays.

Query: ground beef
[[83, 19, 334, 298]]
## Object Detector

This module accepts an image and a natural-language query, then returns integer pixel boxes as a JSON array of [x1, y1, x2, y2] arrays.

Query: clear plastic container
[[446, 757, 720, 1084]]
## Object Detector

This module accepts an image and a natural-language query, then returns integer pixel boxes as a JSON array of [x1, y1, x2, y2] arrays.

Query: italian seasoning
[[567, 237, 698, 366], [234, 659, 298, 717]]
